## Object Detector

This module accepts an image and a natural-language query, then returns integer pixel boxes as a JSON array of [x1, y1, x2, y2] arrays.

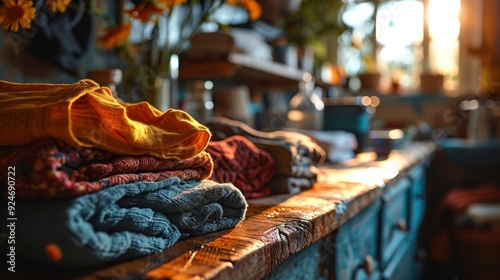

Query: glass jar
[[287, 73, 325, 130], [183, 80, 214, 124], [87, 68, 123, 101]]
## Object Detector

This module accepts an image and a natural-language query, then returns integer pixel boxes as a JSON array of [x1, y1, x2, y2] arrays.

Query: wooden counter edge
[[141, 141, 436, 280], [10, 141, 435, 280]]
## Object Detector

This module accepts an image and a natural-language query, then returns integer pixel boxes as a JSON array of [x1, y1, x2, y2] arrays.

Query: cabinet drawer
[[336, 200, 381, 280], [381, 238, 412, 280], [408, 164, 426, 230], [380, 178, 411, 267], [263, 241, 323, 280]]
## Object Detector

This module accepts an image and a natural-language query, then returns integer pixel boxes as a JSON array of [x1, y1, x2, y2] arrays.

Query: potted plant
[[419, 72, 444, 93], [357, 55, 381, 91], [268, 0, 344, 73]]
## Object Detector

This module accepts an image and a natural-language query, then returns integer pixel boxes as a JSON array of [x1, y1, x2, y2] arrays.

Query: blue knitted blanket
[[14, 177, 247, 266]]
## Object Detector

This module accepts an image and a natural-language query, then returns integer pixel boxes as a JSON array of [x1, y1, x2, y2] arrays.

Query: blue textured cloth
[[14, 177, 247, 266]]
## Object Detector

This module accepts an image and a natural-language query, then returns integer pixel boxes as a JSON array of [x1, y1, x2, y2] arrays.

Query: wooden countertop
[[10, 141, 435, 280]]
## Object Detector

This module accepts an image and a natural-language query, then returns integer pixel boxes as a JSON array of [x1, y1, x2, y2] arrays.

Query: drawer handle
[[362, 255, 375, 276], [396, 219, 407, 232]]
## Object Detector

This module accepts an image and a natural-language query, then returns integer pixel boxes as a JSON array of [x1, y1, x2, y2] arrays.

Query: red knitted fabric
[[206, 135, 275, 199], [0, 138, 214, 199]]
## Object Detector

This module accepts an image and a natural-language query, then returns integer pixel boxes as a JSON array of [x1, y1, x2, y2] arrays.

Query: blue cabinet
[[408, 164, 426, 231], [379, 178, 411, 268], [335, 164, 426, 280], [336, 200, 382, 280], [381, 234, 419, 280], [263, 241, 325, 280]]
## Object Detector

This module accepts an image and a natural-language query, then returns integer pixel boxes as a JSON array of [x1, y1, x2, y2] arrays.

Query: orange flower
[[97, 23, 131, 49], [45, 243, 63, 261], [0, 0, 36, 32], [157, 0, 188, 10], [225, 0, 261, 21], [45, 0, 71, 13], [125, 2, 167, 23], [240, 0, 261, 21]]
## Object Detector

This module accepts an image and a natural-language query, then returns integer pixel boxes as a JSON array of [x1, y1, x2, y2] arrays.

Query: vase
[[119, 62, 178, 111], [150, 54, 179, 111], [133, 14, 180, 112], [125, 46, 179, 112], [183, 80, 214, 124], [148, 76, 172, 112], [87, 68, 123, 100], [119, 3, 198, 110], [287, 73, 324, 130]]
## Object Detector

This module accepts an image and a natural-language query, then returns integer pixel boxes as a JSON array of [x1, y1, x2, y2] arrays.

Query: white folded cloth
[[285, 129, 358, 163]]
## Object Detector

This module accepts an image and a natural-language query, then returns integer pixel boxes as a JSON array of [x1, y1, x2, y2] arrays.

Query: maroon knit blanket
[[206, 135, 275, 199], [0, 138, 213, 199]]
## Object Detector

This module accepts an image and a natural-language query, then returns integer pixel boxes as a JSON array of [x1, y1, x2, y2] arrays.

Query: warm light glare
[[321, 64, 344, 85], [428, 0, 460, 40], [340, 0, 460, 91], [287, 110, 305, 122], [360, 96, 380, 107], [374, 0, 424, 89], [389, 129, 404, 139], [361, 96, 371, 106], [376, 1, 423, 46], [460, 100, 479, 111], [370, 129, 403, 139], [302, 72, 313, 82], [427, 0, 460, 88]]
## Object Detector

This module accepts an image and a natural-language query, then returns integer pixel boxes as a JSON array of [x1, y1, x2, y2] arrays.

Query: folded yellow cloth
[[0, 79, 211, 160]]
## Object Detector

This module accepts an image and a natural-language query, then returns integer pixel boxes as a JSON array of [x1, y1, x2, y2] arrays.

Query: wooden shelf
[[179, 53, 307, 92]]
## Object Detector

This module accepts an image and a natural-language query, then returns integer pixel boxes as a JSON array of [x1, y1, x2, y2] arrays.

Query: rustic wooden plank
[[104, 142, 435, 280], [179, 53, 305, 91], [179, 60, 239, 80], [193, 142, 433, 280], [143, 197, 338, 279]]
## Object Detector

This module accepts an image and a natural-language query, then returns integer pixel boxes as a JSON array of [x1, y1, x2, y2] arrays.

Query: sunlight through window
[[428, 0, 461, 90], [338, 0, 461, 93]]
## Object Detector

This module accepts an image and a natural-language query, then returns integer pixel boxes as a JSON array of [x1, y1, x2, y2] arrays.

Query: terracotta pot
[[419, 73, 444, 93], [358, 73, 381, 91]]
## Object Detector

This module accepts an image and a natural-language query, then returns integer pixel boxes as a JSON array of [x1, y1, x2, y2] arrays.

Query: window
[[338, 0, 461, 93]]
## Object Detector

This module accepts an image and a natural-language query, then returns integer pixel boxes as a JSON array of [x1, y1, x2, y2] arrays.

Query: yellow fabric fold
[[0, 79, 211, 160]]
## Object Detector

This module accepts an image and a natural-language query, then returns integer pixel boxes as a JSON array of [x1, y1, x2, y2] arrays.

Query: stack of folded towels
[[206, 117, 327, 195], [0, 79, 253, 266], [206, 135, 277, 198]]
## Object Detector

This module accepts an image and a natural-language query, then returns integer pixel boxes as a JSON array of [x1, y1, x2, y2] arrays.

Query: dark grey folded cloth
[[284, 128, 358, 163], [206, 117, 326, 179], [14, 177, 247, 266]]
